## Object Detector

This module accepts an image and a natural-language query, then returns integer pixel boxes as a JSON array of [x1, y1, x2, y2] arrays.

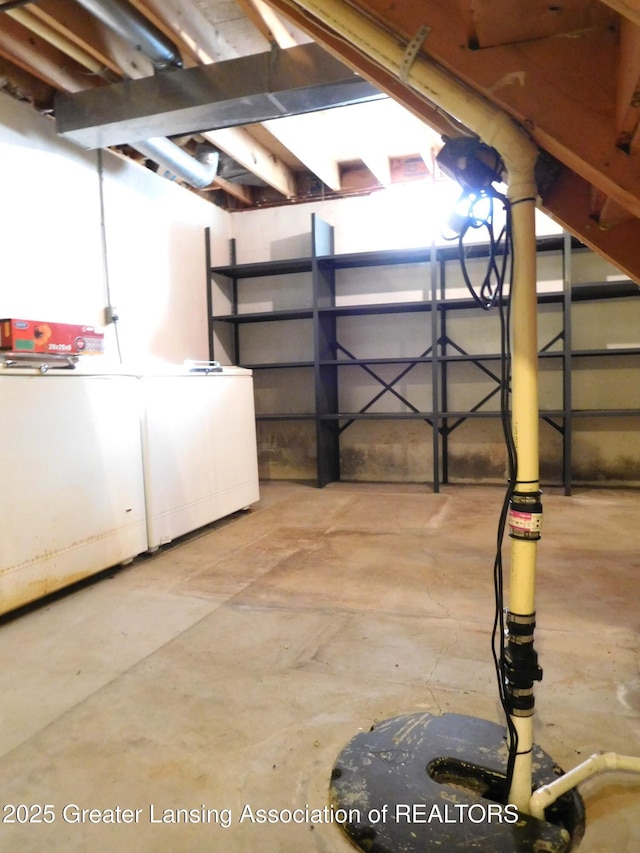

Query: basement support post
[[503, 171, 542, 811]]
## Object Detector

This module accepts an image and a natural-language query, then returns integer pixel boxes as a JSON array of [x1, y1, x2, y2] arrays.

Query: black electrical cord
[[491, 200, 520, 799], [439, 136, 522, 797], [444, 189, 510, 310], [448, 187, 520, 798]]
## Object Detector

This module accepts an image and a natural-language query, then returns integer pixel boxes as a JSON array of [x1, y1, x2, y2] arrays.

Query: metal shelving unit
[[207, 218, 640, 492]]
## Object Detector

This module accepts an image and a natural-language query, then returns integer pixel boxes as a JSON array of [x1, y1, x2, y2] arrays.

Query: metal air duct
[[133, 138, 219, 189], [72, 0, 220, 189], [73, 0, 182, 70]]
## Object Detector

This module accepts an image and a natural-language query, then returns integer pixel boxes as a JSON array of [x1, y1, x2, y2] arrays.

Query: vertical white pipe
[[506, 181, 539, 812], [273, 0, 540, 811], [509, 184, 539, 491]]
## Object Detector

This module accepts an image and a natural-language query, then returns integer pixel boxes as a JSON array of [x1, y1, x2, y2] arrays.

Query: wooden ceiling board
[[138, 0, 258, 61], [600, 0, 640, 27], [0, 54, 55, 108], [463, 0, 616, 49], [0, 15, 106, 93], [616, 16, 640, 151], [266, 0, 630, 201], [264, 0, 640, 277], [30, 0, 126, 75], [542, 165, 640, 283]]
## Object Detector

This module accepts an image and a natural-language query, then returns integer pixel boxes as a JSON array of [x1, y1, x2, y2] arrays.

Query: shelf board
[[318, 300, 431, 316], [319, 357, 433, 366], [213, 308, 313, 323], [211, 257, 312, 278], [216, 294, 576, 322], [318, 410, 571, 421], [436, 410, 515, 419], [571, 281, 638, 301], [572, 348, 640, 358], [209, 235, 600, 296], [314, 235, 569, 269], [320, 412, 436, 421], [312, 352, 564, 366], [255, 412, 316, 421], [439, 350, 564, 363], [317, 247, 432, 269], [241, 361, 314, 370], [254, 410, 571, 423], [571, 408, 640, 417], [212, 234, 571, 280], [254, 408, 640, 424]]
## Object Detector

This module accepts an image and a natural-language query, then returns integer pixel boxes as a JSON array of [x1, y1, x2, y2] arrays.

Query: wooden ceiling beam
[[263, 114, 341, 189], [25, 0, 160, 80], [0, 53, 55, 108], [460, 0, 615, 49], [595, 193, 637, 228], [131, 0, 241, 64], [617, 16, 640, 153], [235, 0, 299, 48], [201, 125, 297, 198], [119, 0, 199, 66], [0, 16, 104, 92], [264, 0, 640, 278], [542, 165, 640, 284], [6, 8, 115, 80], [28, 0, 124, 76], [203, 175, 255, 206], [339, 155, 433, 192], [599, 0, 640, 28]]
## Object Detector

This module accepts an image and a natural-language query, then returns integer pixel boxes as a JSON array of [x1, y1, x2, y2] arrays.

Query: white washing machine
[[138, 367, 260, 550]]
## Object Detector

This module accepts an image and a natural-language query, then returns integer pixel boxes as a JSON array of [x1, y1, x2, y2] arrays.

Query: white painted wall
[[228, 181, 562, 262], [0, 90, 230, 367]]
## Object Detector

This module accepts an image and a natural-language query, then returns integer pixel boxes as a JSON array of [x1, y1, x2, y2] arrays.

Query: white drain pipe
[[530, 751, 640, 820]]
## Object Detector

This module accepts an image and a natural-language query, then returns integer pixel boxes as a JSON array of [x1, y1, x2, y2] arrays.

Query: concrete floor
[[0, 481, 638, 852]]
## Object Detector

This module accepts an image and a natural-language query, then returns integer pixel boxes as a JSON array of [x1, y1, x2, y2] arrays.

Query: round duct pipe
[[132, 138, 219, 189], [73, 0, 182, 70], [73, 0, 223, 189]]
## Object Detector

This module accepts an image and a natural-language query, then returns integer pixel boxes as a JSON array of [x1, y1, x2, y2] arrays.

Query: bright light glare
[[347, 179, 464, 249]]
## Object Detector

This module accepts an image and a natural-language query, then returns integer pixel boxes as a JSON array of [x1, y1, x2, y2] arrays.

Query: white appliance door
[[0, 371, 148, 615], [141, 370, 259, 549]]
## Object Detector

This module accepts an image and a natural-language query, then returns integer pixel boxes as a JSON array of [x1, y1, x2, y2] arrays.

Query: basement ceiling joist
[[3, 0, 640, 280], [0, 0, 441, 212], [262, 0, 640, 281]]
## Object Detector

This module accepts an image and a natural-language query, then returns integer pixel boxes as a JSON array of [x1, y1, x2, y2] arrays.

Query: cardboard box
[[0, 319, 104, 355]]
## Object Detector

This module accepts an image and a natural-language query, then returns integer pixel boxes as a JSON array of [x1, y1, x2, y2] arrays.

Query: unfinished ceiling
[[0, 0, 443, 209], [1, 0, 640, 282]]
